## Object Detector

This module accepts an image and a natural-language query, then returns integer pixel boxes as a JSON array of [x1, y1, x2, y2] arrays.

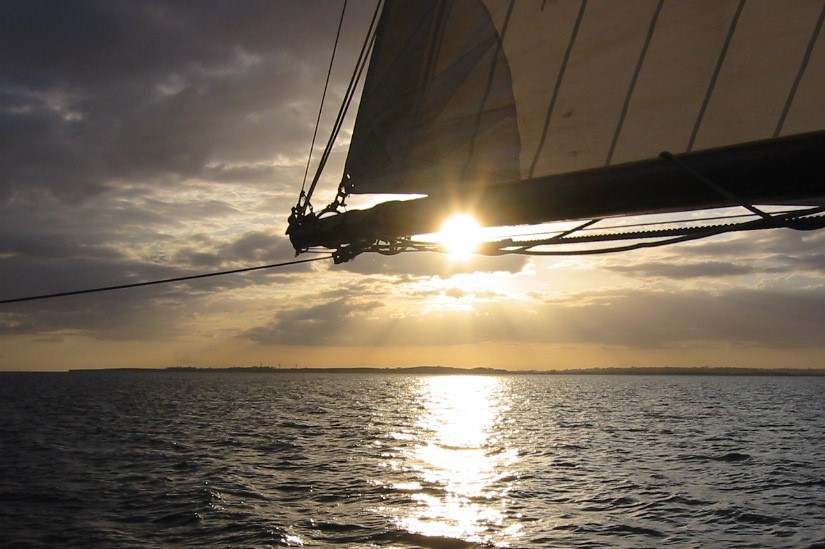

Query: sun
[[439, 214, 483, 258]]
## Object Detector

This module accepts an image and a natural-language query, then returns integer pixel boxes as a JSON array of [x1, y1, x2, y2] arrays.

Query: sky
[[2, 0, 825, 372]]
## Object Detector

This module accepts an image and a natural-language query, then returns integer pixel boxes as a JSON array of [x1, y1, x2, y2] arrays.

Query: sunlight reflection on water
[[4, 373, 825, 547], [391, 376, 521, 546]]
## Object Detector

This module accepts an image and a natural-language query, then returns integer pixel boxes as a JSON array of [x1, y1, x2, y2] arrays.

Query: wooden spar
[[289, 130, 825, 252]]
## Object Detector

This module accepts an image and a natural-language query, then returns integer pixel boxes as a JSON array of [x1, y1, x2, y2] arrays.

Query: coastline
[[56, 365, 825, 376]]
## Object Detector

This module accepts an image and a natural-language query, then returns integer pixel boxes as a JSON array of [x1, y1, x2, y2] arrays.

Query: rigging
[[301, 0, 350, 197], [0, 256, 333, 305]]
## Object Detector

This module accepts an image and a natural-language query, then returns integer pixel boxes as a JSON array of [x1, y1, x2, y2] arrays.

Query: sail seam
[[461, 0, 517, 182], [774, 0, 825, 138], [406, 1, 448, 181], [686, 0, 746, 153], [605, 0, 664, 166], [528, 0, 588, 179]]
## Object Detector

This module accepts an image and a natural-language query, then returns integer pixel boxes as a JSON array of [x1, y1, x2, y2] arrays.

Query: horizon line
[[3, 365, 822, 376]]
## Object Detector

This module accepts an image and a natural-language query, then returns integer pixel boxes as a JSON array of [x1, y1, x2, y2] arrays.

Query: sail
[[290, 0, 825, 258], [343, 0, 825, 196]]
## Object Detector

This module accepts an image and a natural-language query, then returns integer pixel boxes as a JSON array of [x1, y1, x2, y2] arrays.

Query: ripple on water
[[1, 372, 824, 547]]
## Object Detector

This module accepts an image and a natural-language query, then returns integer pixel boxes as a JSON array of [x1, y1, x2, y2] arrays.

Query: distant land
[[65, 366, 825, 376]]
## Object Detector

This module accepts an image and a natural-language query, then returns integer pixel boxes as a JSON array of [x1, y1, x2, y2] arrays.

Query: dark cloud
[[0, 286, 191, 341], [535, 286, 825, 349], [172, 231, 316, 273], [0, 230, 315, 339], [444, 287, 466, 299], [0, 0, 377, 203], [0, 230, 125, 262], [243, 296, 382, 346], [605, 229, 825, 279], [0, 252, 199, 340]]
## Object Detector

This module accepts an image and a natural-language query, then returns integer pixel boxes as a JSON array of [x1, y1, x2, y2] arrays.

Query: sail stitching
[[461, 0, 517, 182], [605, 0, 665, 166], [406, 1, 448, 180], [774, 0, 825, 138], [528, 0, 588, 179], [686, 0, 746, 153]]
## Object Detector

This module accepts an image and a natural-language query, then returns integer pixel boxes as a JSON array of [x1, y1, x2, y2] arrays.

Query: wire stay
[[301, 0, 349, 196], [0, 256, 333, 305]]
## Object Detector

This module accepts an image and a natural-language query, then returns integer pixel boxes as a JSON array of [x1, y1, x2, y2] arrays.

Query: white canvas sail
[[289, 0, 825, 259], [343, 0, 825, 196]]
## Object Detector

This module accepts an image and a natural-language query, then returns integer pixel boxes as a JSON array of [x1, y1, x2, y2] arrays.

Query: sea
[[1, 371, 824, 548]]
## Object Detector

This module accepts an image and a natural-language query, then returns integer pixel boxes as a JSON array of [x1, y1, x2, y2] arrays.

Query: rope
[[366, 206, 825, 259], [506, 207, 825, 255], [310, 28, 377, 204], [301, 0, 349, 196], [0, 256, 333, 305], [659, 151, 772, 220]]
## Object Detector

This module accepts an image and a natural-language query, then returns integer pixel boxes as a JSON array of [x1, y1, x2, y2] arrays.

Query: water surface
[[1, 372, 823, 547]]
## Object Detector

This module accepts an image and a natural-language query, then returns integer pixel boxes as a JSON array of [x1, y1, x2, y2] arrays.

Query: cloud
[[0, 272, 196, 341], [240, 282, 825, 350], [606, 260, 755, 279], [0, 0, 376, 205], [336, 250, 531, 278], [603, 229, 825, 279], [243, 296, 383, 346], [533, 285, 825, 349], [0, 228, 317, 340], [173, 231, 311, 270]]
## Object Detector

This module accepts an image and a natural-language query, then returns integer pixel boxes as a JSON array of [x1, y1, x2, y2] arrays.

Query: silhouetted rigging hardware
[[0, 256, 333, 305]]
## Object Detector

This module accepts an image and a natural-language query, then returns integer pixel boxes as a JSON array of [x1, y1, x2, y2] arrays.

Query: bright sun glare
[[439, 214, 483, 258]]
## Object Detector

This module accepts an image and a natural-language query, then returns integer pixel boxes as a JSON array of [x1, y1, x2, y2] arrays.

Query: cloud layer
[[2, 1, 824, 371]]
